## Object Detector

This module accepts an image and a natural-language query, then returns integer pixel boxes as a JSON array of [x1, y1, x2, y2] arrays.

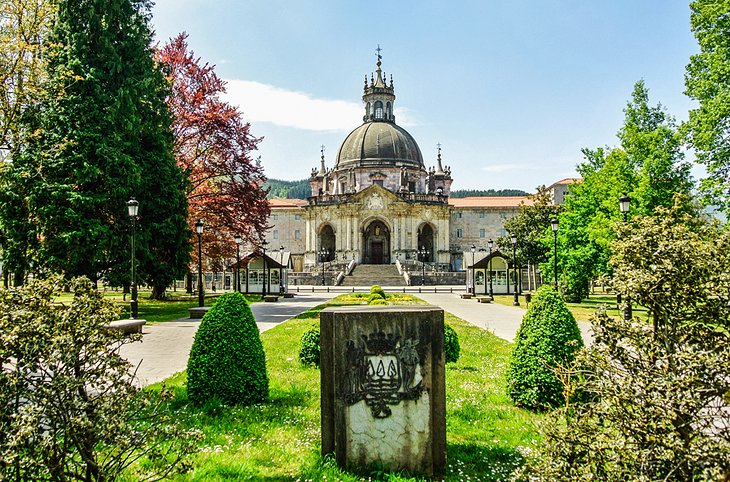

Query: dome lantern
[[363, 45, 396, 123]]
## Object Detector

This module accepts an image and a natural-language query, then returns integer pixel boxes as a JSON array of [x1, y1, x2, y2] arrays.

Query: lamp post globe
[[619, 193, 631, 222], [195, 219, 204, 307], [234, 234, 242, 293], [418, 246, 429, 286], [550, 218, 559, 291], [319, 247, 329, 286], [127, 198, 139, 319], [487, 238, 494, 297], [510, 234, 520, 306]]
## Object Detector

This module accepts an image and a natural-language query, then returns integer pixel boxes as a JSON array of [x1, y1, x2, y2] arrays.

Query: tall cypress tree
[[7, 0, 189, 294]]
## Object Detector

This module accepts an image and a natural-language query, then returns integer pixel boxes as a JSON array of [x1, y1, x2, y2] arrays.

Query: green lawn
[[135, 294, 542, 481], [490, 292, 648, 323], [54, 289, 262, 323]]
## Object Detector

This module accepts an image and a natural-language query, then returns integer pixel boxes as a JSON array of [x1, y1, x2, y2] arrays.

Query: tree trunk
[[13, 269, 24, 287], [185, 270, 192, 294], [150, 284, 166, 300]]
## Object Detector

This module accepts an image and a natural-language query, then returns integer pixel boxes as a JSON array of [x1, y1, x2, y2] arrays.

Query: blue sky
[[150, 0, 699, 192]]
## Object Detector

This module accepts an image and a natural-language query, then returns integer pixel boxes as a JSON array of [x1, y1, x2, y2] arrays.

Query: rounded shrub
[[187, 292, 268, 406], [444, 324, 461, 363], [507, 285, 583, 410], [370, 285, 386, 299], [299, 326, 320, 366], [367, 293, 384, 303], [369, 298, 389, 305]]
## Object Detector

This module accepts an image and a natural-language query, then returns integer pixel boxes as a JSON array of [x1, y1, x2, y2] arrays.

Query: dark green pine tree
[[6, 0, 189, 294]]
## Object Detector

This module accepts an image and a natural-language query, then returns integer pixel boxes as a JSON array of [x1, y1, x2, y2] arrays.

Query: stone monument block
[[320, 305, 446, 476]]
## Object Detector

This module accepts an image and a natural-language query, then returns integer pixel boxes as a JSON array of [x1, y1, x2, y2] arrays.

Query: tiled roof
[[268, 198, 308, 208], [548, 177, 582, 188], [449, 196, 533, 208]]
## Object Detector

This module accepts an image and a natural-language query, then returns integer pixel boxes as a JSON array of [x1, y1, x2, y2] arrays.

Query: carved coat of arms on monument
[[366, 193, 384, 210], [343, 331, 423, 418]]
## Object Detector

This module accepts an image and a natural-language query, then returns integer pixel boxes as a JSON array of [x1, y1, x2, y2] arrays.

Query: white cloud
[[222, 80, 362, 132], [221, 79, 419, 132]]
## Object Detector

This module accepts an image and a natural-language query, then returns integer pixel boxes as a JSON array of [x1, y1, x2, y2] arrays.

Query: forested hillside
[[264, 179, 530, 199]]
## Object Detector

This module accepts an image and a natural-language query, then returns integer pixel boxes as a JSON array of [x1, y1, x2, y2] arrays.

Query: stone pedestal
[[320, 305, 446, 476]]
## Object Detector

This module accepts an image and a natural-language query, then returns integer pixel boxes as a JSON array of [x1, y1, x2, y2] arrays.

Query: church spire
[[362, 45, 396, 124], [318, 145, 326, 176], [435, 143, 445, 175]]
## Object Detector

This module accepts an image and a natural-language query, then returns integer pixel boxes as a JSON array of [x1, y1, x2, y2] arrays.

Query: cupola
[[362, 46, 396, 123]]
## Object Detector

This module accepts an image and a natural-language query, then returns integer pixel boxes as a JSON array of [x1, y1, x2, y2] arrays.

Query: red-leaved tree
[[156, 33, 270, 278]]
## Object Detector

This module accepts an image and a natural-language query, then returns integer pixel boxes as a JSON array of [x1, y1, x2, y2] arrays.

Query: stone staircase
[[341, 264, 406, 287]]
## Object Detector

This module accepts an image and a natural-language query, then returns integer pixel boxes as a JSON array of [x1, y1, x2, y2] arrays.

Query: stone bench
[[107, 319, 146, 334], [476, 296, 493, 303], [263, 295, 279, 302], [282, 292, 295, 298], [460, 293, 473, 299], [188, 306, 211, 319]]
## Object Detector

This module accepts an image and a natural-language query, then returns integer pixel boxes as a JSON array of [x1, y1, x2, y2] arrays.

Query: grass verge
[[138, 293, 542, 481]]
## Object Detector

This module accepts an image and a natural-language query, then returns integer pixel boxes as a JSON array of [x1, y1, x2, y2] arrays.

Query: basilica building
[[264, 54, 564, 290]]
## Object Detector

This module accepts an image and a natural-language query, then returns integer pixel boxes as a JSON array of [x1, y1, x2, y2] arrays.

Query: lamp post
[[619, 194, 632, 320], [279, 245, 285, 294], [418, 246, 429, 286], [319, 247, 329, 286], [510, 233, 520, 306], [550, 218, 559, 291], [470, 244, 476, 294], [261, 240, 268, 296], [127, 198, 139, 319], [234, 234, 242, 292], [195, 219, 204, 307], [487, 238, 494, 298]]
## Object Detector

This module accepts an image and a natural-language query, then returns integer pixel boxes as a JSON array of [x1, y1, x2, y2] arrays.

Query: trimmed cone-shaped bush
[[507, 285, 583, 410], [187, 292, 268, 405], [299, 326, 320, 366], [444, 324, 461, 363]]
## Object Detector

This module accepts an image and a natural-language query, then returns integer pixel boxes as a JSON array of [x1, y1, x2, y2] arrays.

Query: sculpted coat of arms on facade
[[343, 331, 423, 418], [366, 194, 384, 210]]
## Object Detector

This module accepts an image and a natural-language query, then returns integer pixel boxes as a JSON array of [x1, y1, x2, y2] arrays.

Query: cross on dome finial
[[321, 144, 325, 156], [376, 44, 382, 61]]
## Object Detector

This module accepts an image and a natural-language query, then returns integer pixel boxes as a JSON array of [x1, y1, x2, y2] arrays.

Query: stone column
[[321, 305, 446, 477]]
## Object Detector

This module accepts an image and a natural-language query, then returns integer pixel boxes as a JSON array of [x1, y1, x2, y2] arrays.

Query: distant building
[[546, 177, 581, 205]]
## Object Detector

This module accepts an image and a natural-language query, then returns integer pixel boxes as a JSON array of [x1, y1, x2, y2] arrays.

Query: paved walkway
[[119, 286, 592, 386]]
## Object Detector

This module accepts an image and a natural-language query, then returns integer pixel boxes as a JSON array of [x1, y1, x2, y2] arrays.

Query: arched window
[[374, 101, 384, 120], [386, 102, 392, 119]]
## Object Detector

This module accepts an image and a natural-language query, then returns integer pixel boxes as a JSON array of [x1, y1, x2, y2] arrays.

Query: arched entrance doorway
[[417, 223, 434, 262], [363, 220, 390, 264], [319, 224, 336, 261]]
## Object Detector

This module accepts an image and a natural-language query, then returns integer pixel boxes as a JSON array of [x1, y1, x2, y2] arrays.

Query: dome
[[335, 121, 424, 170]]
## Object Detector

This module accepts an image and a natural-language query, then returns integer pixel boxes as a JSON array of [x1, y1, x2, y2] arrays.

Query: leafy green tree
[[498, 187, 563, 285], [3, 0, 190, 296], [0, 276, 199, 481], [556, 81, 693, 301], [517, 198, 730, 481], [684, 0, 730, 213]]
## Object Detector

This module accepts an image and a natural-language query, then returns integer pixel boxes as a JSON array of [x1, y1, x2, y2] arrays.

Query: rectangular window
[[455, 212, 462, 219], [294, 214, 302, 220], [479, 228, 485, 238], [373, 180, 384, 187], [456, 228, 463, 238], [273, 230, 278, 239], [479, 211, 485, 218], [271, 214, 278, 220], [295, 230, 301, 240]]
